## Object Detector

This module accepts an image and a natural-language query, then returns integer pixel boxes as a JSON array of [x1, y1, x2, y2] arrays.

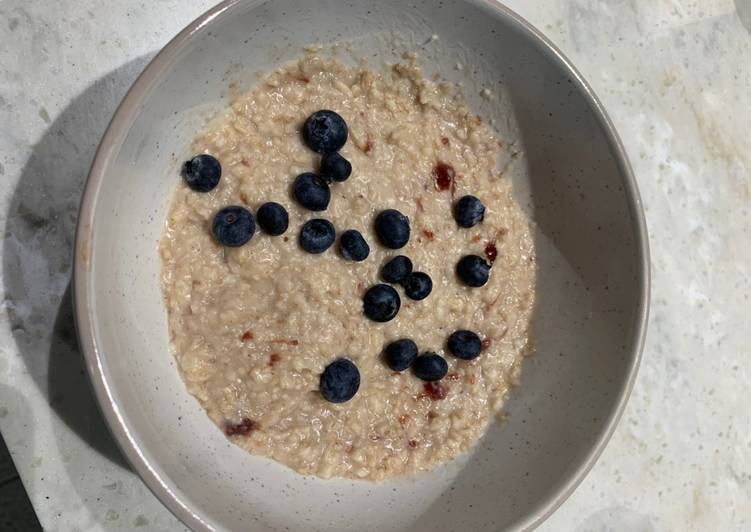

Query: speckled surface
[[0, 0, 748, 530]]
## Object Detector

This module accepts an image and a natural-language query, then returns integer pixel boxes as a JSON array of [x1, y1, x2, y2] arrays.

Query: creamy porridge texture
[[160, 54, 536, 480]]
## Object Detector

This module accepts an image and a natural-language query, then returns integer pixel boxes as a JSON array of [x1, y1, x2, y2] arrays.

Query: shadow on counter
[[2, 55, 156, 472]]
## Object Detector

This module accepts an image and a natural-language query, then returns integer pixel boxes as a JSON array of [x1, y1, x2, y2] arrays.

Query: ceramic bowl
[[74, 0, 649, 530]]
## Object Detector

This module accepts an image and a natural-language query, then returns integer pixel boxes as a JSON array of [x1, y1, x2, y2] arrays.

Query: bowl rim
[[73, 0, 651, 530]]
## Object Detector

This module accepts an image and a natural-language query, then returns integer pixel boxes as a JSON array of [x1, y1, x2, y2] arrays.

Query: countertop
[[1, 0, 749, 530]]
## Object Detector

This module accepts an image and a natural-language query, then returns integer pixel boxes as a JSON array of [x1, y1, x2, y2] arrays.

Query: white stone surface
[[0, 0, 748, 530]]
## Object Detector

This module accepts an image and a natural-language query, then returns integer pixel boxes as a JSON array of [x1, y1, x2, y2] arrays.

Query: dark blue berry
[[381, 255, 413, 284], [299, 218, 335, 254], [384, 339, 418, 372], [363, 284, 401, 322], [320, 152, 352, 182], [256, 202, 289, 235], [183, 154, 221, 192], [447, 330, 482, 360], [303, 110, 348, 154], [454, 195, 485, 228], [320, 358, 360, 403], [212, 206, 254, 247], [293, 173, 330, 211], [402, 272, 432, 300], [339, 229, 370, 261], [412, 353, 448, 382], [457, 255, 491, 287], [375, 209, 410, 249]]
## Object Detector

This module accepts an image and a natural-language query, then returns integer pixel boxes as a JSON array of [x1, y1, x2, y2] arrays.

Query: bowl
[[74, 0, 649, 530]]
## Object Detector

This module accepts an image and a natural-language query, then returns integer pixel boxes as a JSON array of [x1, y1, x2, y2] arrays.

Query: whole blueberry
[[339, 229, 370, 261], [299, 218, 336, 254], [454, 195, 485, 228], [447, 330, 482, 360], [320, 358, 360, 403], [293, 173, 330, 211], [381, 255, 413, 284], [375, 209, 410, 249], [212, 206, 255, 247], [256, 202, 289, 235], [457, 255, 491, 287], [320, 152, 352, 182], [183, 154, 221, 192], [412, 353, 449, 382], [363, 284, 401, 322], [303, 110, 348, 154], [402, 272, 432, 301], [384, 339, 418, 372]]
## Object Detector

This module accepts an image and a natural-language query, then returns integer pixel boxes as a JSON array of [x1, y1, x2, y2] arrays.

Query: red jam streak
[[224, 418, 257, 437], [423, 382, 448, 400], [270, 339, 298, 346], [484, 243, 498, 264], [432, 162, 455, 191], [364, 133, 374, 154]]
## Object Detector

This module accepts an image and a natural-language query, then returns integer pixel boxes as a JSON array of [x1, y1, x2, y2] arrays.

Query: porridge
[[160, 53, 536, 481]]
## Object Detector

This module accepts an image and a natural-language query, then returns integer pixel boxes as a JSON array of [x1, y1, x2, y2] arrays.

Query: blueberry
[[293, 173, 330, 211], [363, 284, 401, 322], [339, 229, 370, 261], [320, 358, 360, 403], [303, 110, 348, 154], [256, 202, 289, 235], [402, 272, 432, 300], [320, 152, 352, 182], [412, 353, 449, 382], [454, 195, 486, 228], [457, 255, 491, 287], [183, 154, 221, 192], [384, 339, 418, 372], [212, 206, 255, 247], [381, 255, 413, 284], [375, 209, 410, 249], [299, 218, 335, 254], [447, 330, 482, 360]]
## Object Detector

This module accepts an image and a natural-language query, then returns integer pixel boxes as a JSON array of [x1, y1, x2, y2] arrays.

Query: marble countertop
[[1, 0, 749, 530]]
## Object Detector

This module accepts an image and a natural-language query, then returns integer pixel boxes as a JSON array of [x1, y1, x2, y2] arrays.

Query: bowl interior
[[77, 0, 646, 530]]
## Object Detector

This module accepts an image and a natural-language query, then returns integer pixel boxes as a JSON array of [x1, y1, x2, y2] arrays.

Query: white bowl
[[74, 1, 649, 530]]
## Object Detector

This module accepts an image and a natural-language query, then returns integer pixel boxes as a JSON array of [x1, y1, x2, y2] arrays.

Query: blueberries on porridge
[[293, 172, 331, 211], [256, 202, 289, 236], [447, 330, 483, 361], [339, 229, 370, 262], [412, 352, 449, 382], [374, 209, 411, 249], [211, 206, 255, 247], [160, 53, 535, 480], [384, 338, 419, 372], [402, 271, 433, 301], [457, 254, 492, 287], [320, 358, 361, 404], [303, 109, 349, 154], [182, 153, 221, 192], [454, 194, 486, 228], [380, 255, 413, 284], [363, 283, 401, 323], [320, 151, 352, 183], [299, 218, 336, 254]]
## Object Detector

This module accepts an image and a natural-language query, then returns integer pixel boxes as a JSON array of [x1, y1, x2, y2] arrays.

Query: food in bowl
[[159, 52, 536, 480]]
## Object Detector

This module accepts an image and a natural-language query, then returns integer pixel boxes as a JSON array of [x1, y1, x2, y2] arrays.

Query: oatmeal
[[160, 54, 536, 480]]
